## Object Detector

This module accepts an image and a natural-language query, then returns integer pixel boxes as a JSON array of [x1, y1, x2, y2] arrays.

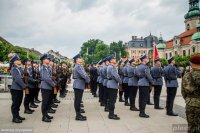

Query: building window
[[188, 49, 190, 55], [140, 44, 143, 47], [187, 24, 190, 31], [166, 53, 168, 59], [175, 51, 177, 55], [183, 50, 186, 56], [139, 51, 140, 53], [169, 52, 172, 57], [193, 47, 196, 53]]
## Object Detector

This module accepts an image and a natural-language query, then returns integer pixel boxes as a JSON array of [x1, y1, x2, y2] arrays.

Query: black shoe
[[76, 115, 87, 121], [60, 95, 65, 98], [104, 108, 109, 112], [18, 116, 25, 121], [147, 102, 154, 105], [167, 112, 178, 116], [80, 104, 84, 108], [47, 115, 53, 119], [54, 99, 61, 103], [30, 104, 38, 108], [51, 104, 58, 108], [119, 99, 125, 102], [155, 107, 164, 110], [125, 102, 130, 106], [93, 94, 98, 97], [130, 107, 139, 111], [35, 99, 41, 103], [12, 118, 22, 123], [100, 103, 105, 106], [80, 109, 85, 113], [42, 116, 51, 122], [108, 114, 120, 120], [80, 114, 87, 119], [48, 109, 56, 114], [139, 113, 150, 118], [24, 109, 32, 114], [29, 109, 35, 112]]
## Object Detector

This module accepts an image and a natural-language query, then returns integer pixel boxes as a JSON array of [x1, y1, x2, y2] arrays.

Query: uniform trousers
[[104, 86, 109, 108], [166, 87, 177, 113], [11, 89, 23, 119], [129, 86, 138, 107], [41, 89, 52, 117], [154, 85, 162, 108], [123, 83, 129, 101], [108, 88, 118, 114], [99, 83, 104, 103], [74, 88, 84, 114], [139, 86, 149, 112], [24, 88, 34, 109]]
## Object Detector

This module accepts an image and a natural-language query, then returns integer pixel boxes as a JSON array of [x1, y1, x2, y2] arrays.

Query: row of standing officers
[[88, 54, 181, 120], [9, 54, 71, 123]]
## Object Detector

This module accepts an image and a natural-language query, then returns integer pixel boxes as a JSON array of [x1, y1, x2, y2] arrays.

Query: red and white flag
[[153, 42, 159, 60]]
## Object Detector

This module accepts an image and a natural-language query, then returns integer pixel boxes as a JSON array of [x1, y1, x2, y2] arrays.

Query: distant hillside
[[0, 36, 43, 62]]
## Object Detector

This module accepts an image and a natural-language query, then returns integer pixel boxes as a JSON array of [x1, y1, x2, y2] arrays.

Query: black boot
[[75, 113, 87, 121], [48, 108, 56, 114], [54, 99, 61, 104], [119, 97, 125, 102], [125, 101, 130, 106], [167, 111, 178, 116], [155, 106, 164, 110], [24, 109, 32, 114], [46, 114, 53, 119], [42, 116, 51, 122], [108, 111, 120, 120], [18, 116, 25, 121], [30, 104, 38, 108], [51, 103, 58, 108], [12, 117, 22, 123], [104, 107, 109, 112], [139, 111, 149, 118], [80, 109, 85, 113], [35, 99, 41, 103], [130, 106, 139, 111]]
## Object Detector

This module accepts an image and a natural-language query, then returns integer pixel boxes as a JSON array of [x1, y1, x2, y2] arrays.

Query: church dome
[[185, 9, 200, 19], [157, 42, 166, 49]]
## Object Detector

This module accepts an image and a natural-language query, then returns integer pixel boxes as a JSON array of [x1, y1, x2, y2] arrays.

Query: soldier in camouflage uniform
[[182, 54, 200, 133]]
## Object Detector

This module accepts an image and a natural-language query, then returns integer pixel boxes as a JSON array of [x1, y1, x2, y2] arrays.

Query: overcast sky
[[0, 0, 191, 58]]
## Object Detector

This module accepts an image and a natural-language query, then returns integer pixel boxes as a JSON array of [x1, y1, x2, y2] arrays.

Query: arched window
[[183, 50, 186, 56], [166, 53, 168, 59], [193, 47, 196, 53], [169, 52, 172, 57]]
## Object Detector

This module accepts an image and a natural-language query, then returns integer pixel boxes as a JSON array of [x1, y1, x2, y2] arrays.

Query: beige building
[[164, 0, 200, 59]]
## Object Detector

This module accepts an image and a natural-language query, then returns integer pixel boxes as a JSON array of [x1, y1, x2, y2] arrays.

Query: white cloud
[[0, 0, 190, 58]]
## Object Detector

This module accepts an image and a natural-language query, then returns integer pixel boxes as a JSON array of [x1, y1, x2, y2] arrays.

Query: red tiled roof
[[165, 28, 197, 49]]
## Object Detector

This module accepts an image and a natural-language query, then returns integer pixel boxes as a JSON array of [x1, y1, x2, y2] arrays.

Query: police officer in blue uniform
[[73, 54, 90, 121], [103, 57, 110, 112], [23, 58, 37, 115], [98, 59, 104, 105], [136, 55, 153, 118], [164, 57, 181, 116], [123, 59, 130, 106], [118, 59, 125, 102], [127, 58, 139, 111], [98, 60, 104, 105], [151, 58, 164, 110], [10, 55, 26, 123], [40, 55, 56, 122], [107, 55, 122, 120]]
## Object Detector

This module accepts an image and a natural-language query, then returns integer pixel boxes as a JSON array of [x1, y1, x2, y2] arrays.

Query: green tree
[[160, 58, 168, 66], [110, 41, 127, 60], [174, 55, 190, 68]]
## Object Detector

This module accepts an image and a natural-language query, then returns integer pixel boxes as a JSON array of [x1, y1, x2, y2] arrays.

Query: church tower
[[184, 0, 200, 31]]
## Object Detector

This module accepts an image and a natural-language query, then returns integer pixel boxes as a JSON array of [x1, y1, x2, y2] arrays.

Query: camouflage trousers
[[186, 105, 200, 133]]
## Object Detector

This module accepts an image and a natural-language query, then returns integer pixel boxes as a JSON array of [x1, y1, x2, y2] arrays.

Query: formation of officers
[[9, 52, 182, 123], [9, 54, 71, 123], [86, 54, 182, 120]]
